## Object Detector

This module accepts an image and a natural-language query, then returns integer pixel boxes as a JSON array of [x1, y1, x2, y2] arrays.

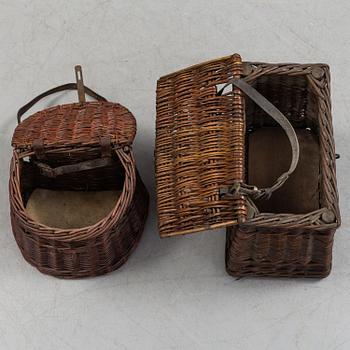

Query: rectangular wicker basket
[[155, 53, 340, 278]]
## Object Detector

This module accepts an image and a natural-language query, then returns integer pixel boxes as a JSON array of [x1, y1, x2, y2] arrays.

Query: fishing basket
[[10, 66, 149, 278], [155, 54, 340, 277]]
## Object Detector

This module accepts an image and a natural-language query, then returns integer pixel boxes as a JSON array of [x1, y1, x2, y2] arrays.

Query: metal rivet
[[321, 209, 336, 224], [242, 63, 253, 76], [311, 67, 324, 79]]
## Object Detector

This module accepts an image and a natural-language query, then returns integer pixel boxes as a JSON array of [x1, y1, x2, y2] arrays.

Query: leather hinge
[[36, 157, 114, 178], [32, 139, 45, 160], [100, 136, 112, 157]]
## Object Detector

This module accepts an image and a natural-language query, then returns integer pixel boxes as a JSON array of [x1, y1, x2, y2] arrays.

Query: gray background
[[0, 1, 349, 349]]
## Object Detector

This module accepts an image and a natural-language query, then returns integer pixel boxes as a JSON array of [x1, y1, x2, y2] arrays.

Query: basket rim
[[158, 52, 329, 81], [241, 62, 340, 229], [9, 147, 136, 242]]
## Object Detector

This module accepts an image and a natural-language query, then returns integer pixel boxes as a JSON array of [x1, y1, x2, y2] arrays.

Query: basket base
[[26, 189, 121, 229], [225, 227, 335, 278]]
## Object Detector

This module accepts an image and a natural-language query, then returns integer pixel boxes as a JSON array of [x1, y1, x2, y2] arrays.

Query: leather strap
[[17, 83, 107, 124], [32, 139, 45, 160], [100, 136, 112, 158], [35, 157, 113, 178], [218, 78, 300, 200]]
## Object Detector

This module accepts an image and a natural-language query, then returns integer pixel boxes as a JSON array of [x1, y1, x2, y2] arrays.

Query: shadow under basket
[[10, 67, 149, 278], [155, 54, 340, 278]]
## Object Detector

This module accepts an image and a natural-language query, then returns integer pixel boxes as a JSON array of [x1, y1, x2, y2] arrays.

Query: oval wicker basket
[[9, 66, 149, 278]]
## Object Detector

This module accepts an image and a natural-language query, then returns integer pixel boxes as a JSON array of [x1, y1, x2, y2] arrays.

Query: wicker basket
[[10, 66, 149, 278], [155, 54, 340, 278]]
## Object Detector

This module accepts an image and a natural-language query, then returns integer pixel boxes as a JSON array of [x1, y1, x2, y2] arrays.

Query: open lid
[[12, 66, 136, 153], [155, 54, 300, 237]]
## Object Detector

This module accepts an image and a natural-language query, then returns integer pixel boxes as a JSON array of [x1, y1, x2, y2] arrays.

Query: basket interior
[[20, 151, 125, 229], [246, 74, 321, 214]]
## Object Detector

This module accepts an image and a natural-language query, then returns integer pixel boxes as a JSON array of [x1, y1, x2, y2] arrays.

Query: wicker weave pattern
[[225, 62, 340, 278], [10, 148, 149, 278], [12, 102, 136, 151], [155, 53, 340, 277], [226, 226, 335, 278], [156, 54, 247, 237], [10, 76, 149, 278]]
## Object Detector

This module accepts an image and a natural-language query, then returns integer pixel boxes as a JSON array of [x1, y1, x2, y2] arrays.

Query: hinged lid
[[156, 54, 246, 237], [155, 54, 300, 237], [12, 66, 136, 153]]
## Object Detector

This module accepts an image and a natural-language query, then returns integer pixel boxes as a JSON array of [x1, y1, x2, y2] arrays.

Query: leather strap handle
[[218, 78, 300, 200], [17, 83, 107, 124], [35, 157, 113, 178]]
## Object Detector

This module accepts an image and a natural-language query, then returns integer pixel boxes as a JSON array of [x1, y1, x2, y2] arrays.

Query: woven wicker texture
[[225, 61, 340, 278], [226, 226, 335, 278], [10, 147, 149, 278], [12, 101, 136, 151], [10, 73, 149, 278], [155, 54, 340, 277], [156, 54, 246, 237]]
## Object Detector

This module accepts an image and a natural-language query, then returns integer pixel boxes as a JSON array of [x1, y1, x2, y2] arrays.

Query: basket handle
[[219, 78, 300, 200], [17, 66, 107, 124]]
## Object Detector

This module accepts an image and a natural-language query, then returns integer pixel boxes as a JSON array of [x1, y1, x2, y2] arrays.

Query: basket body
[[225, 61, 340, 278], [155, 54, 340, 278], [10, 96, 149, 278]]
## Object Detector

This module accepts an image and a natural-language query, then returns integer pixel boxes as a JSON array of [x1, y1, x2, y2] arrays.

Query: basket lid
[[12, 66, 136, 153], [155, 54, 300, 237]]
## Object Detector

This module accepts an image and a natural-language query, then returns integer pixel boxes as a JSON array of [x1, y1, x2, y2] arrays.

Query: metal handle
[[17, 66, 107, 124], [75, 65, 86, 103], [219, 78, 300, 200]]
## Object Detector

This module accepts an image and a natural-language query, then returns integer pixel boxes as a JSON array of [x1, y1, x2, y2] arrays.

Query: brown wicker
[[156, 54, 246, 237], [155, 54, 340, 278], [9, 66, 149, 278]]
